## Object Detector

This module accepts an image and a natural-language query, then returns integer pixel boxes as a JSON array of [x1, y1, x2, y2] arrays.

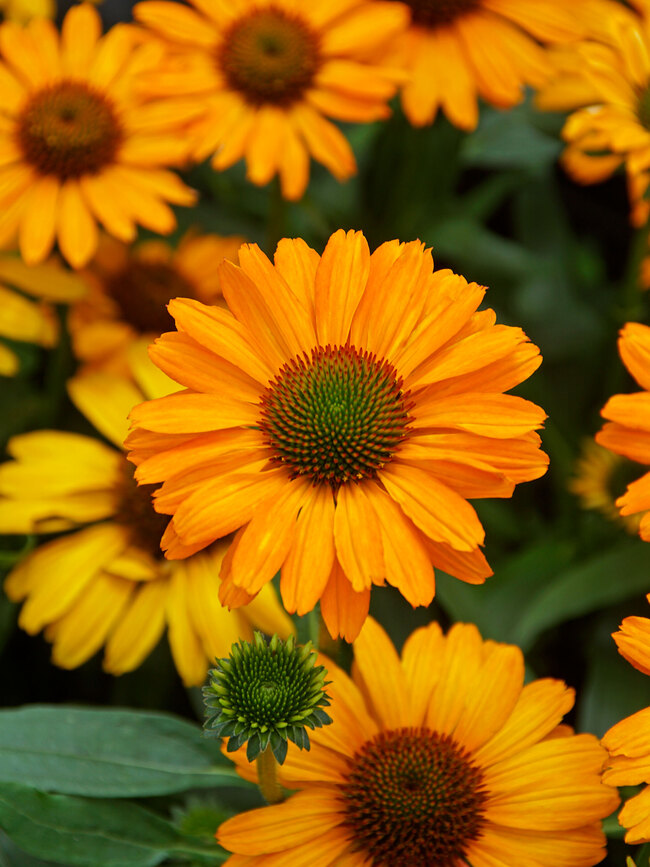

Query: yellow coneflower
[[218, 617, 619, 866], [1, 346, 293, 685], [0, 252, 85, 374], [133, 0, 407, 199], [68, 231, 244, 375], [0, 3, 198, 268], [127, 230, 548, 640]]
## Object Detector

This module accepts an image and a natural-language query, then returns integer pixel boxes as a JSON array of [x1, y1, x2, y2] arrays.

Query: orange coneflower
[[0, 3, 198, 268], [133, 0, 408, 199], [69, 231, 244, 375], [602, 595, 650, 843], [386, 0, 602, 130], [545, 15, 650, 227], [218, 617, 619, 866], [596, 321, 650, 539], [127, 230, 548, 640], [1, 347, 292, 685]]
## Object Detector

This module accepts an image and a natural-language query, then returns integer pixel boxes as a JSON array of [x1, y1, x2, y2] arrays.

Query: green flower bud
[[203, 632, 332, 764]]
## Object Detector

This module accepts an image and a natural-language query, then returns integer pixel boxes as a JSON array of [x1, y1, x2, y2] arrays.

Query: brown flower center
[[16, 81, 123, 180], [107, 260, 196, 335], [341, 728, 487, 866], [114, 462, 168, 559], [405, 0, 479, 28], [258, 345, 413, 488], [218, 8, 320, 106]]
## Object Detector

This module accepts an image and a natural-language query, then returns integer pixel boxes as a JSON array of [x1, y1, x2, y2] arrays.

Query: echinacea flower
[[551, 16, 650, 227], [0, 252, 86, 375], [0, 3, 198, 268], [128, 229, 548, 640], [1, 349, 292, 685], [218, 617, 619, 866], [133, 0, 407, 199], [596, 322, 650, 540], [602, 596, 650, 842], [69, 231, 244, 375], [569, 438, 640, 533], [386, 0, 597, 130], [204, 632, 331, 764]]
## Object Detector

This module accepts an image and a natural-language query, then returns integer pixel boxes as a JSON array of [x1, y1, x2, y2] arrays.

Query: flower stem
[[256, 746, 284, 805]]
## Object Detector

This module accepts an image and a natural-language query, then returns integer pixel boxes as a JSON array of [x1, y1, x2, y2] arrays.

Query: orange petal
[[230, 477, 312, 595], [380, 462, 485, 552], [314, 229, 369, 346], [281, 484, 336, 615], [320, 560, 370, 641], [333, 482, 384, 591]]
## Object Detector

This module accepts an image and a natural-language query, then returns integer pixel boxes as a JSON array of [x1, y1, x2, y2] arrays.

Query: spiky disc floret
[[203, 633, 332, 763]]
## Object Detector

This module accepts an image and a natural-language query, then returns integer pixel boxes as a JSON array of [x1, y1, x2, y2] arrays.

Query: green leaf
[[0, 783, 228, 867], [0, 706, 249, 797], [435, 540, 573, 646], [461, 103, 562, 171], [510, 539, 650, 651], [438, 538, 650, 652], [577, 627, 650, 738], [0, 831, 60, 867]]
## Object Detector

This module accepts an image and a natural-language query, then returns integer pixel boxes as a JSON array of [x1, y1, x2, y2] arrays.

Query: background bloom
[[69, 230, 244, 375], [387, 0, 599, 130], [602, 597, 650, 843], [596, 322, 650, 540], [0, 252, 86, 375], [0, 3, 198, 267], [548, 14, 650, 226], [219, 617, 618, 866], [128, 229, 548, 639], [133, 0, 407, 199], [0, 352, 292, 685]]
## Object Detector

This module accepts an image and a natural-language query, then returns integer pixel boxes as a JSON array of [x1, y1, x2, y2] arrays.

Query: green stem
[[635, 841, 650, 866], [256, 746, 284, 805]]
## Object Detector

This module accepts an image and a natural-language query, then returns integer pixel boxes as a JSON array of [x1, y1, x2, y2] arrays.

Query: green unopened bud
[[203, 632, 332, 765]]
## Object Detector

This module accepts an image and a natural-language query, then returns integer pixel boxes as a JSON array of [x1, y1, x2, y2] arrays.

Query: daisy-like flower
[[385, 0, 600, 130], [602, 596, 650, 842], [1, 349, 292, 686], [133, 0, 408, 200], [551, 16, 650, 227], [0, 3, 199, 268], [128, 229, 548, 640], [569, 438, 641, 533], [218, 616, 619, 866], [534, 1, 641, 115], [596, 322, 650, 540], [0, 252, 86, 375], [69, 231, 244, 375]]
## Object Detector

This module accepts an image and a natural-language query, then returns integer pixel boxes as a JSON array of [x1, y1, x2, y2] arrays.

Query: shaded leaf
[[0, 706, 248, 797]]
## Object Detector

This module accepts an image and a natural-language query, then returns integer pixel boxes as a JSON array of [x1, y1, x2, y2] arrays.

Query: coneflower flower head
[[203, 632, 332, 764]]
